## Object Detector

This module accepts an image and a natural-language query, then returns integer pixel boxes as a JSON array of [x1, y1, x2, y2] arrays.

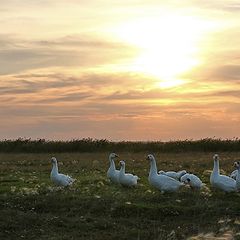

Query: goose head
[[109, 153, 119, 159], [119, 160, 125, 166], [213, 154, 219, 162], [51, 157, 57, 164], [146, 154, 155, 161], [234, 161, 240, 169]]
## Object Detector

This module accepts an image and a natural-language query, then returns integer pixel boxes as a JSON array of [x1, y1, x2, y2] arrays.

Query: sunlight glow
[[112, 14, 216, 88]]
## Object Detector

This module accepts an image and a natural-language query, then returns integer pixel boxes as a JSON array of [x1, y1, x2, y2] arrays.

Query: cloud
[[36, 35, 130, 49], [0, 70, 239, 141], [38, 92, 93, 103], [0, 99, 239, 140], [0, 69, 239, 112], [186, 64, 240, 85], [0, 71, 150, 99], [206, 65, 240, 81], [0, 34, 138, 75], [201, 90, 240, 98], [196, 0, 240, 12], [182, 24, 240, 84]]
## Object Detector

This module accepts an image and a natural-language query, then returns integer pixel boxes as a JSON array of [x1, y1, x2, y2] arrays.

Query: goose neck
[[120, 164, 125, 174], [51, 162, 58, 174], [109, 156, 116, 170], [213, 159, 219, 175], [149, 158, 158, 176]]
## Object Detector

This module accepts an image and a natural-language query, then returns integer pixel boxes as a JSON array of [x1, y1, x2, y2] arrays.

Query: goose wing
[[164, 171, 178, 179], [58, 173, 75, 186], [217, 175, 236, 192], [154, 174, 183, 192], [121, 173, 138, 186]]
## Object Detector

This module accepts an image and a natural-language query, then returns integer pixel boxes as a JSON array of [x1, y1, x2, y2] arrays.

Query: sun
[[111, 14, 215, 88]]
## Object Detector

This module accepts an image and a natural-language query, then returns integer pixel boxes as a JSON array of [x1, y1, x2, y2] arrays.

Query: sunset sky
[[0, 0, 239, 140]]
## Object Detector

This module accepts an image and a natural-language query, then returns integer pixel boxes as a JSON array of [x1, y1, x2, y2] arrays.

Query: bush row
[[0, 138, 239, 153]]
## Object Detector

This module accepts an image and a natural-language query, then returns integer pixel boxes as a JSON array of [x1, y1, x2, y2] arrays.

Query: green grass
[[1, 152, 240, 239]]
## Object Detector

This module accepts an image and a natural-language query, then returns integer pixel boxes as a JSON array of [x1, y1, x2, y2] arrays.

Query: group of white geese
[[50, 153, 240, 193]]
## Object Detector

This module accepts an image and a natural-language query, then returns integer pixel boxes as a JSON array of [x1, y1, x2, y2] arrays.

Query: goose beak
[[115, 154, 119, 158]]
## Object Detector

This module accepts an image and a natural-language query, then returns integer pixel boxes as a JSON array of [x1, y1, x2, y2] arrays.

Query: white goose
[[119, 160, 139, 187], [147, 154, 184, 193], [107, 153, 120, 184], [210, 154, 236, 192], [158, 170, 187, 181], [180, 173, 203, 190], [50, 157, 75, 186]]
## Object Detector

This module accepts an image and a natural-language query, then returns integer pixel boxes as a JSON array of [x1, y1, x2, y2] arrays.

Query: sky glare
[[0, 0, 240, 140]]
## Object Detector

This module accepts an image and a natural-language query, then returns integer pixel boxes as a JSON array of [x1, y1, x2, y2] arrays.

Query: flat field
[[1, 152, 240, 239]]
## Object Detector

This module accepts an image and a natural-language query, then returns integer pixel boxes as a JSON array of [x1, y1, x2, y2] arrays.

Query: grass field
[[1, 151, 240, 239]]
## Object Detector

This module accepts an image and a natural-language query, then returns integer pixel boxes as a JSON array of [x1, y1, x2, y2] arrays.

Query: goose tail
[[67, 175, 76, 185], [135, 175, 140, 180]]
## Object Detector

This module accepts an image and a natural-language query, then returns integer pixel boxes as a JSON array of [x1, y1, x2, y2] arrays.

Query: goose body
[[210, 154, 236, 192], [234, 161, 240, 191], [180, 173, 203, 190], [50, 157, 74, 187], [158, 170, 187, 181], [119, 160, 139, 187], [107, 153, 120, 184], [147, 154, 184, 193]]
